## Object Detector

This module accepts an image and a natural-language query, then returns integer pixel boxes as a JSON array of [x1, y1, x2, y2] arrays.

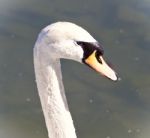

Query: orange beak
[[85, 50, 117, 81]]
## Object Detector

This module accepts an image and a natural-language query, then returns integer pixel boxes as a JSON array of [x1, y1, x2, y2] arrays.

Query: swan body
[[34, 22, 117, 138]]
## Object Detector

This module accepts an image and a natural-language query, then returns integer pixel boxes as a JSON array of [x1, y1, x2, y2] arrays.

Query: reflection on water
[[0, 0, 150, 138]]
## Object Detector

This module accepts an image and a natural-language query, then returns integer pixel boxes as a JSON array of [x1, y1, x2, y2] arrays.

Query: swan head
[[37, 22, 118, 81]]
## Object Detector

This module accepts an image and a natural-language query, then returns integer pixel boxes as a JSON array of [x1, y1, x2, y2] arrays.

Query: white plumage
[[34, 22, 117, 138]]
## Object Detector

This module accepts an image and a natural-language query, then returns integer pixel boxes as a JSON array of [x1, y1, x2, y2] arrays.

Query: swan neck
[[34, 50, 77, 138]]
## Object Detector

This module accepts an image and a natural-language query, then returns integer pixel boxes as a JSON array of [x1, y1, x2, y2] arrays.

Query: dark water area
[[0, 0, 150, 138]]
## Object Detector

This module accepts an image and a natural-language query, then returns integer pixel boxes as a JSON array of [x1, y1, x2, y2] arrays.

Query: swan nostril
[[95, 50, 102, 64]]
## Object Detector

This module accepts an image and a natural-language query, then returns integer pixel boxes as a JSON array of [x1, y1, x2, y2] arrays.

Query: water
[[0, 0, 150, 138]]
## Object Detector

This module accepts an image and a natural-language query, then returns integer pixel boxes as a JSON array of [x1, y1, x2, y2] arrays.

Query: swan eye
[[76, 41, 84, 46], [76, 41, 104, 62], [76, 41, 104, 54]]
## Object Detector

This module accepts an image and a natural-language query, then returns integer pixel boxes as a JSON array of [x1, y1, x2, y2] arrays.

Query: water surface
[[0, 0, 150, 138]]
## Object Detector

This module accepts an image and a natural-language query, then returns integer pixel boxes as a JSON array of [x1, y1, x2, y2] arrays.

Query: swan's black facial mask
[[76, 41, 118, 81], [76, 41, 104, 61]]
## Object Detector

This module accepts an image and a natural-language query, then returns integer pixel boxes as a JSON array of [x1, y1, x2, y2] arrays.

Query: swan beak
[[84, 50, 118, 81]]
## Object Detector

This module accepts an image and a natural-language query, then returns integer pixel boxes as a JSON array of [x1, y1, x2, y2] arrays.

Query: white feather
[[34, 22, 97, 138]]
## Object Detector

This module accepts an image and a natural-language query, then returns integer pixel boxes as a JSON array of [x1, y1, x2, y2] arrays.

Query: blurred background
[[0, 0, 150, 138]]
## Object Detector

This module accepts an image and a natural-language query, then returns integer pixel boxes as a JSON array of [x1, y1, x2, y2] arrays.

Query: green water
[[0, 0, 150, 138]]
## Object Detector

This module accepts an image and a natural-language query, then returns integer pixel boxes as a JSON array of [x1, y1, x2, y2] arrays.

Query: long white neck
[[34, 46, 77, 138]]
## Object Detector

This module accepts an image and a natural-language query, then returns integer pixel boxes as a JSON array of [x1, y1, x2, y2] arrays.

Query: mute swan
[[34, 22, 117, 138]]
